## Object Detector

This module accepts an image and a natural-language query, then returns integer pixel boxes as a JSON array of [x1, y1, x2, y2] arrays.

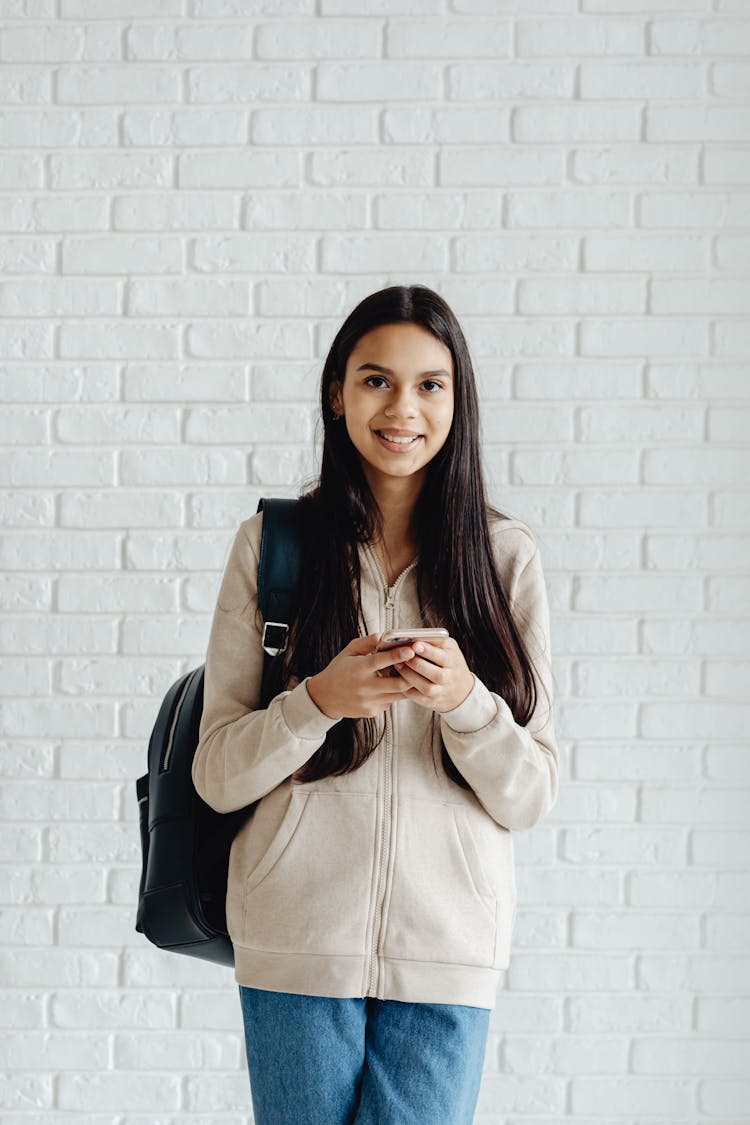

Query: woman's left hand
[[394, 637, 475, 714]]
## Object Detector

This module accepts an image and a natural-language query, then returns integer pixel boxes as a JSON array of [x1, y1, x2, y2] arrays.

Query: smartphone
[[375, 628, 449, 652], [375, 628, 449, 677]]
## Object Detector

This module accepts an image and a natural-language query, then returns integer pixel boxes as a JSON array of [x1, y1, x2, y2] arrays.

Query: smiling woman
[[327, 321, 456, 578], [192, 283, 558, 1124]]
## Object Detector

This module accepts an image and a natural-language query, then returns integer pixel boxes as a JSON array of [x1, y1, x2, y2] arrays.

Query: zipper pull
[[384, 586, 395, 611]]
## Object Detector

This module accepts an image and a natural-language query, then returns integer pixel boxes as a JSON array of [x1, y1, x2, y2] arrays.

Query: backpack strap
[[255, 498, 303, 696]]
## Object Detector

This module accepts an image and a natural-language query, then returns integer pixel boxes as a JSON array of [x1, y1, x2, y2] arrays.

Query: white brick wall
[[0, 1, 748, 1121]]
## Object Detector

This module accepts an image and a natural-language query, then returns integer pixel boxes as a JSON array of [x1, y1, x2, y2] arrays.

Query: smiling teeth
[[379, 432, 420, 444]]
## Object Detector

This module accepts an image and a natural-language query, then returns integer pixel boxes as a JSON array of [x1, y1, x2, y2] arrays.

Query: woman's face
[[330, 322, 455, 496]]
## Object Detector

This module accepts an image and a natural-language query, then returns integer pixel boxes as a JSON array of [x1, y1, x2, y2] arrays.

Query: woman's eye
[[363, 376, 443, 392]]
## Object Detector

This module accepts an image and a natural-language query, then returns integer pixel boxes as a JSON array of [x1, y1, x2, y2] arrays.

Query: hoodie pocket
[[383, 800, 496, 968], [240, 789, 378, 956], [452, 805, 496, 901], [243, 787, 309, 897], [455, 805, 518, 969]]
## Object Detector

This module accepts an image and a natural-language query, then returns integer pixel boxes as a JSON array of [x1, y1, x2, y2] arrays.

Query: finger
[[375, 663, 410, 679], [376, 679, 414, 699], [348, 633, 382, 655], [409, 641, 447, 666], [393, 657, 434, 684], [385, 671, 416, 695], [398, 658, 440, 686], [372, 644, 414, 674]]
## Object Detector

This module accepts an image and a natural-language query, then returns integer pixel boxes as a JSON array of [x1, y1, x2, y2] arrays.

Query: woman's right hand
[[305, 632, 415, 720]]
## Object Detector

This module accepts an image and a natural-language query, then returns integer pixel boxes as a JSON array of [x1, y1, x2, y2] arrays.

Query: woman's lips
[[374, 431, 423, 452]]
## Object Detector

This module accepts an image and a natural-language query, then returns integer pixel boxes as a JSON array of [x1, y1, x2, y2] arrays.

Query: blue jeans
[[238, 985, 490, 1124]]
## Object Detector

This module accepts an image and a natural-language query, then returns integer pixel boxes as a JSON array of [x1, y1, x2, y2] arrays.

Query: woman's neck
[[364, 472, 422, 555], [369, 502, 419, 585], [373, 500, 417, 555]]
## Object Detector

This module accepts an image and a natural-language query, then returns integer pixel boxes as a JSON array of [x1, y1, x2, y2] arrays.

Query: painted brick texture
[[0, 2, 748, 1122]]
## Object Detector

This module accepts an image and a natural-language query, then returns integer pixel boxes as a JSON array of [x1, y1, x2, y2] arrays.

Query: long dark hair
[[258, 284, 548, 790]]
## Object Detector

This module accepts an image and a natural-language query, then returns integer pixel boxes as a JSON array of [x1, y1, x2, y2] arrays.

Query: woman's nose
[[384, 391, 418, 417]]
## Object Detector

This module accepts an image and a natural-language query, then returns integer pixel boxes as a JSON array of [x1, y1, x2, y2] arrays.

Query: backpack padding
[[256, 497, 304, 626], [136, 666, 252, 964]]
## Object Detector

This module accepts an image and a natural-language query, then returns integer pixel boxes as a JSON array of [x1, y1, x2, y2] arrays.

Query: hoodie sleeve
[[191, 516, 340, 814], [438, 529, 559, 832]]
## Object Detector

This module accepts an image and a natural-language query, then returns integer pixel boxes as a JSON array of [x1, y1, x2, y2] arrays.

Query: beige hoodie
[[192, 508, 558, 1011]]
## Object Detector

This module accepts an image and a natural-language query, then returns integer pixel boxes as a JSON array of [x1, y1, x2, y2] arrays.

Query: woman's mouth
[[374, 430, 423, 452]]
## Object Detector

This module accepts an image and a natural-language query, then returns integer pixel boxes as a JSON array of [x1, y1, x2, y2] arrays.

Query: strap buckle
[[262, 621, 289, 657]]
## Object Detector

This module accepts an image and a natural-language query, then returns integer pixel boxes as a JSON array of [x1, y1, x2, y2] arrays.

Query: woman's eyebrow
[[355, 362, 453, 379]]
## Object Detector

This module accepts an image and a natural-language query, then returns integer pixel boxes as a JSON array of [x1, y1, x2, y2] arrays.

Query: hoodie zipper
[[364, 544, 417, 997]]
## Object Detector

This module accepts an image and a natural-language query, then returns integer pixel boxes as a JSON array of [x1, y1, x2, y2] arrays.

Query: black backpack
[[135, 497, 304, 966]]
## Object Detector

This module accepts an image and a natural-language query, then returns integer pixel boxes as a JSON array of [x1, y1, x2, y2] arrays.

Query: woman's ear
[[328, 379, 342, 415]]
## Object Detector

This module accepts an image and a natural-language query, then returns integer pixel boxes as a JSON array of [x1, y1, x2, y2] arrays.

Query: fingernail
[[414, 643, 424, 653]]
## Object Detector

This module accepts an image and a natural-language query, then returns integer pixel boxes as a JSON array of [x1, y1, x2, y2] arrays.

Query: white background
[[0, 1, 749, 1122]]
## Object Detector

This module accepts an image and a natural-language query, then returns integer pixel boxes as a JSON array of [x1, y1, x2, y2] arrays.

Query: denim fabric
[[238, 985, 490, 1124]]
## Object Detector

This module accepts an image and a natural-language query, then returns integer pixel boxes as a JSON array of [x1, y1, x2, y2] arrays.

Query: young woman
[[192, 284, 559, 1124]]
